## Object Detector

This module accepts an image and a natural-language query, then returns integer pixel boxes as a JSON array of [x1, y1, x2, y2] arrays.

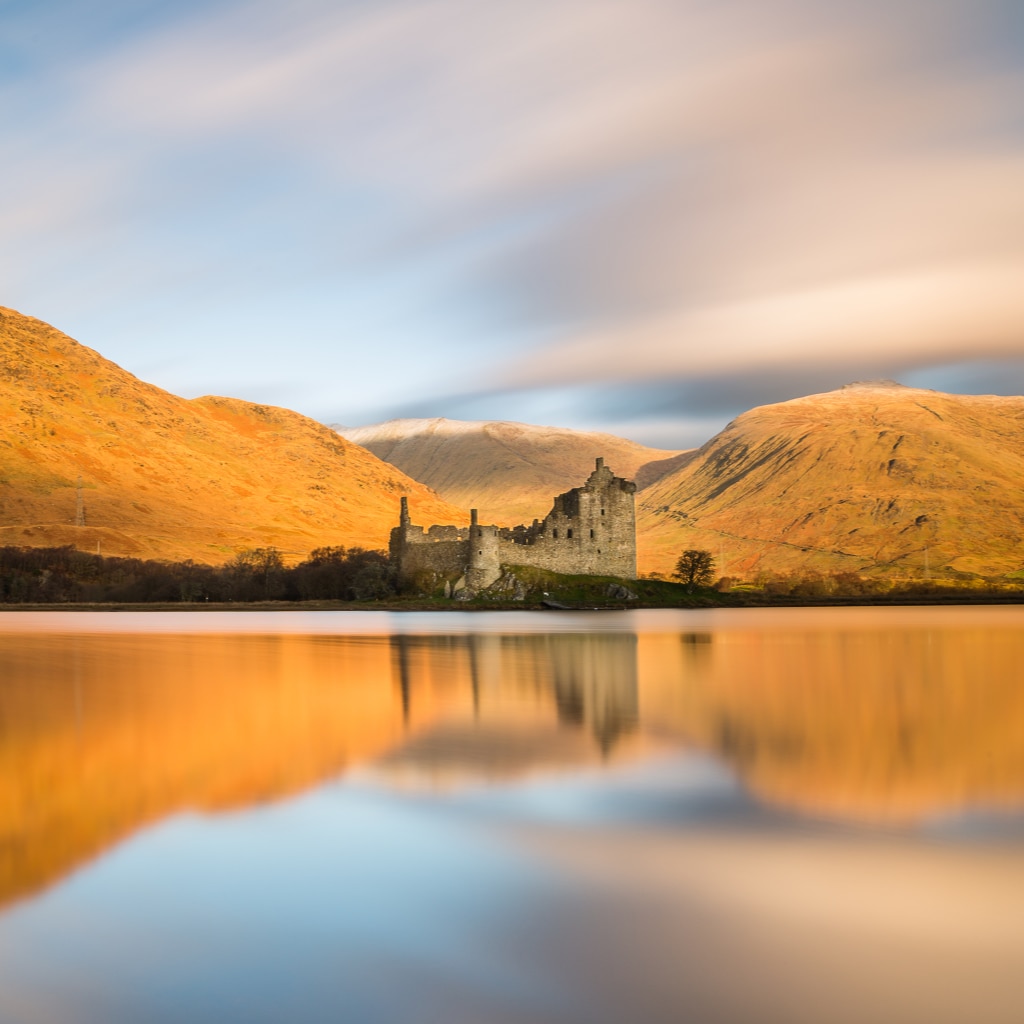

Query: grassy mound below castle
[[456, 565, 732, 608], [441, 564, 1024, 609]]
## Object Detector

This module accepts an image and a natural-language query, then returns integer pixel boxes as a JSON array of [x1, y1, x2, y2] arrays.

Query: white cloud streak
[[0, 0, 1022, 429], [502, 262, 1024, 387]]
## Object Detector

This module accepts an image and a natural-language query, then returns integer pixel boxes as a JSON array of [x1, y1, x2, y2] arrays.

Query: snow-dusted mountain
[[337, 417, 691, 525]]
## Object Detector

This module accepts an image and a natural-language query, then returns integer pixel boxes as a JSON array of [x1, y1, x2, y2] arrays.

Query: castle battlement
[[390, 458, 637, 593]]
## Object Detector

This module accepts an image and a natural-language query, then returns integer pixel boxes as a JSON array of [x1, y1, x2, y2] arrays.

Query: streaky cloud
[[0, 0, 1022, 429]]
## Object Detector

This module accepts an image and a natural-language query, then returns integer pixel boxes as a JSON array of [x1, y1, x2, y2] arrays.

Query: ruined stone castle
[[390, 458, 637, 593]]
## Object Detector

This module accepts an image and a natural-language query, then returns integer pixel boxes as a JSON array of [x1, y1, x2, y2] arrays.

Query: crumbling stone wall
[[390, 459, 637, 592], [389, 497, 470, 587]]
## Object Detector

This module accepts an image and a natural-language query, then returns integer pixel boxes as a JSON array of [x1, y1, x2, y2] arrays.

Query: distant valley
[[339, 417, 691, 525]]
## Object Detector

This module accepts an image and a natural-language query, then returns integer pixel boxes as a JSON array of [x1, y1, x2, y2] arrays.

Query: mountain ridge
[[5, 305, 1022, 581], [0, 306, 465, 562], [637, 382, 1024, 579]]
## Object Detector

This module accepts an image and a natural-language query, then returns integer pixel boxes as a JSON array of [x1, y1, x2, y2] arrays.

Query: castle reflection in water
[[390, 632, 638, 757]]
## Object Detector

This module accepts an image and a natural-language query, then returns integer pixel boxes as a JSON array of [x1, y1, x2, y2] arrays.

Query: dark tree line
[[0, 545, 394, 604]]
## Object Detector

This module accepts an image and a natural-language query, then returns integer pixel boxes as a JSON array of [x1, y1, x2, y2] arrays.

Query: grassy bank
[[3, 557, 1024, 611]]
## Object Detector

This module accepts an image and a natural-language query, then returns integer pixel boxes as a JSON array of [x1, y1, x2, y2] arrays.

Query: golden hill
[[0, 307, 465, 562], [339, 417, 689, 525], [638, 382, 1024, 580]]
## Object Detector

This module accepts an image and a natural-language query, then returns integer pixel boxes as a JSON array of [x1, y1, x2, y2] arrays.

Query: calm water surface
[[0, 607, 1022, 1023]]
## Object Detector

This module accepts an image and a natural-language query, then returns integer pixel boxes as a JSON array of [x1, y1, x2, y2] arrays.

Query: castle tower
[[584, 457, 637, 579], [537, 457, 637, 579], [389, 495, 412, 568], [466, 512, 501, 590]]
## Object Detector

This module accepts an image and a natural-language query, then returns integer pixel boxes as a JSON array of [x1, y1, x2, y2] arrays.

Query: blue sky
[[3, 0, 1023, 447]]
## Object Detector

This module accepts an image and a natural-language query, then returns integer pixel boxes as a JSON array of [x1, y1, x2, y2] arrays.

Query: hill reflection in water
[[638, 620, 1024, 822], [2, 609, 1023, 912], [0, 628, 641, 910]]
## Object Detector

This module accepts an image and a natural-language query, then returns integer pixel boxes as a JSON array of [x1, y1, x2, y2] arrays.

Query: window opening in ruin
[[601, 508, 605, 515], [553, 529, 558, 538], [590, 529, 594, 539], [567, 529, 573, 539]]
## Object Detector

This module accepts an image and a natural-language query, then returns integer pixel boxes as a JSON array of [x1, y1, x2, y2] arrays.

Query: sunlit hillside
[[637, 382, 1024, 580], [0, 307, 465, 562], [339, 417, 690, 525]]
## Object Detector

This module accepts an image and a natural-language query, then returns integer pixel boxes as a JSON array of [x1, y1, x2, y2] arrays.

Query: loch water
[[0, 607, 1022, 1024]]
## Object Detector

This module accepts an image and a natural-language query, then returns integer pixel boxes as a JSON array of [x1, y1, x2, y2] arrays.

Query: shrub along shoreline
[[1, 545, 1022, 609]]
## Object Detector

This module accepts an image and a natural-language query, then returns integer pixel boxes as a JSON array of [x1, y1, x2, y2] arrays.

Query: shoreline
[[2, 592, 1024, 612]]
